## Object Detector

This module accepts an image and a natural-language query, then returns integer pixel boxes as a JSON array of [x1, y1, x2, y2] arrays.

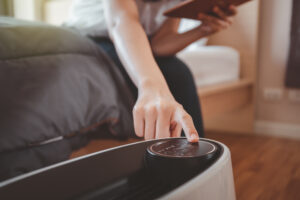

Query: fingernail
[[189, 134, 199, 142]]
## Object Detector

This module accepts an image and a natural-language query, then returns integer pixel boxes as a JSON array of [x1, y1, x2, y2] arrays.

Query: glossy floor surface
[[207, 132, 300, 200], [71, 132, 300, 200]]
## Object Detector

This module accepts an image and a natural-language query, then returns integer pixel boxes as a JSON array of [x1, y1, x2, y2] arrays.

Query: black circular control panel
[[145, 138, 221, 183], [148, 139, 216, 158]]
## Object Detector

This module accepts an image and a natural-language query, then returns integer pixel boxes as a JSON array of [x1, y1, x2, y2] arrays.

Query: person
[[65, 0, 237, 143]]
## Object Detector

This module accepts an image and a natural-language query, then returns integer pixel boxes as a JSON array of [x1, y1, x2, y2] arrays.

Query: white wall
[[255, 0, 300, 138], [208, 0, 259, 81], [43, 0, 72, 25], [12, 0, 44, 21]]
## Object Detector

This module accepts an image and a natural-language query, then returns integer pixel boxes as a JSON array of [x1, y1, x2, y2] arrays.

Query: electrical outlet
[[263, 88, 283, 101], [288, 90, 300, 103]]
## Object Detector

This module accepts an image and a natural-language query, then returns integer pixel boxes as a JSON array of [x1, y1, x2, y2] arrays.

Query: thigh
[[92, 37, 138, 99], [155, 56, 197, 104], [155, 56, 205, 137]]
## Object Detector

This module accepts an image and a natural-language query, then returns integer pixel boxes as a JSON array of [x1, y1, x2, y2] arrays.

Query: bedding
[[0, 17, 135, 180], [178, 46, 240, 87]]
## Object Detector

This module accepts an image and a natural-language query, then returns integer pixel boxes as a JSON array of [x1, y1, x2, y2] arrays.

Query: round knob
[[144, 138, 219, 182], [147, 139, 216, 158]]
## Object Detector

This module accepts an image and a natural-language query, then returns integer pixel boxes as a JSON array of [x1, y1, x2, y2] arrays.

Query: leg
[[155, 56, 205, 137], [92, 37, 138, 99]]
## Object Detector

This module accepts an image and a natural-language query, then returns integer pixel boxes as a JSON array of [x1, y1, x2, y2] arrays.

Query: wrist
[[139, 78, 171, 95], [181, 25, 208, 43]]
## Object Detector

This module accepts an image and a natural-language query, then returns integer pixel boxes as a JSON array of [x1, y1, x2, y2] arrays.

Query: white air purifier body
[[161, 141, 236, 200], [0, 138, 236, 200]]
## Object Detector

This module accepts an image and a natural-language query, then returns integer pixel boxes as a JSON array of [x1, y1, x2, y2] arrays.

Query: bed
[[178, 46, 240, 87]]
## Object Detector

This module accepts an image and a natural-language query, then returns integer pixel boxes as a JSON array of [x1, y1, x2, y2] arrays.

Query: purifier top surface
[[148, 139, 216, 158]]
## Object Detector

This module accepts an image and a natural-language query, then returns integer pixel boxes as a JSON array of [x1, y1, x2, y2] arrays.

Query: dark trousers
[[92, 38, 204, 137]]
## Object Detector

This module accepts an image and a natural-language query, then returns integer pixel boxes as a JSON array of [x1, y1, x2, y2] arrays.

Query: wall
[[12, 0, 44, 21], [43, 0, 72, 25], [207, 0, 259, 81], [205, 1, 259, 135], [255, 0, 300, 138], [10, 0, 72, 25]]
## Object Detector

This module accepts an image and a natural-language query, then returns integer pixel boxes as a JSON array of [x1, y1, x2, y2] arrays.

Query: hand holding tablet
[[164, 0, 252, 20]]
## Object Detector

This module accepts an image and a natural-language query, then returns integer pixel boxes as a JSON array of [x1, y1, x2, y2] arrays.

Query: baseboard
[[255, 120, 300, 140]]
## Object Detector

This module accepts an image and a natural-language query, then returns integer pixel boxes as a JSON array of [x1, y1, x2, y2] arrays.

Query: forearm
[[151, 25, 208, 56], [103, 0, 201, 142], [108, 18, 170, 94]]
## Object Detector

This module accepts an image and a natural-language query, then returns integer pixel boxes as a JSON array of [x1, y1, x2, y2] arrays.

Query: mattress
[[177, 46, 240, 87]]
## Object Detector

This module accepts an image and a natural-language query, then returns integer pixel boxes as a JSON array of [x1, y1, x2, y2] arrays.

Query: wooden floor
[[207, 132, 300, 200], [71, 132, 300, 200]]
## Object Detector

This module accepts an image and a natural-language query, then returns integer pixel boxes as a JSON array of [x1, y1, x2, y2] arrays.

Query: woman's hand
[[133, 83, 199, 143], [150, 5, 237, 56], [197, 5, 238, 36]]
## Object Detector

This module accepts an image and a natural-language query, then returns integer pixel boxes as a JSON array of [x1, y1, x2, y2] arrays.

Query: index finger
[[175, 107, 199, 143]]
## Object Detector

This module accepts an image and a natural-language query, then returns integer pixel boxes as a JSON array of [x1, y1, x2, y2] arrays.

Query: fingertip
[[135, 131, 144, 138], [144, 135, 152, 140], [188, 133, 199, 143], [133, 123, 144, 138]]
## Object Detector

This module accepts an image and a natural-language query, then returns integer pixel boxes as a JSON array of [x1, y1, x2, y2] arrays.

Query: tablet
[[164, 0, 253, 20]]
